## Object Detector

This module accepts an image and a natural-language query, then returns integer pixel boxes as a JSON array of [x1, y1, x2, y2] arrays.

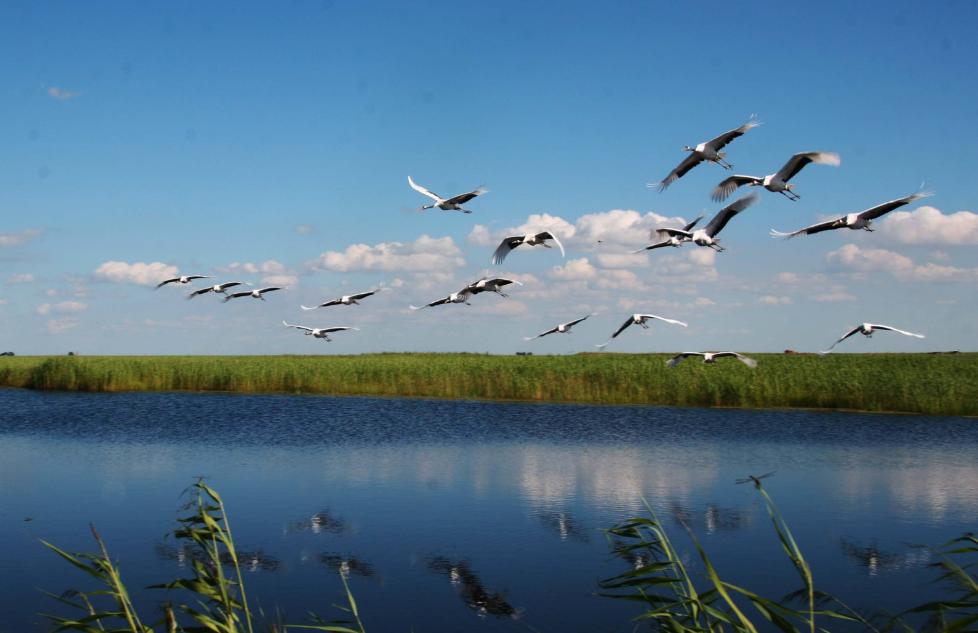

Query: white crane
[[711, 152, 840, 202], [408, 176, 488, 214], [409, 288, 475, 310], [186, 282, 251, 300], [466, 277, 523, 298], [302, 287, 390, 310], [283, 321, 359, 342], [649, 115, 762, 192], [771, 188, 934, 239], [491, 231, 565, 265], [820, 323, 925, 355], [221, 286, 284, 303], [666, 352, 757, 368], [630, 214, 706, 253], [596, 314, 688, 349], [524, 313, 595, 341], [156, 275, 211, 289], [642, 193, 760, 252]]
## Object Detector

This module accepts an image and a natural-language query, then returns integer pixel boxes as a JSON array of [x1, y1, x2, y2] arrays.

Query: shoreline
[[1, 353, 975, 416]]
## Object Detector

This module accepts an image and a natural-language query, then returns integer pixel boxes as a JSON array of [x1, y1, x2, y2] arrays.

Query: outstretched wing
[[564, 313, 594, 328], [711, 175, 761, 202], [217, 281, 249, 291], [491, 236, 524, 266], [524, 326, 559, 341], [322, 326, 360, 334], [283, 321, 314, 332], [859, 189, 934, 221], [682, 214, 706, 232], [445, 185, 488, 205], [408, 176, 441, 201], [221, 291, 252, 303], [155, 277, 180, 289], [774, 152, 840, 183], [666, 352, 703, 368], [820, 326, 864, 355], [770, 218, 844, 240], [596, 317, 634, 348], [410, 297, 450, 310], [636, 314, 688, 327], [714, 352, 758, 368], [869, 324, 925, 339], [704, 115, 762, 151], [648, 153, 704, 192], [704, 192, 760, 237], [630, 240, 676, 253], [536, 231, 565, 257], [185, 287, 213, 300], [256, 286, 284, 295], [487, 277, 523, 288], [652, 227, 693, 241], [302, 299, 341, 310], [186, 275, 211, 282]]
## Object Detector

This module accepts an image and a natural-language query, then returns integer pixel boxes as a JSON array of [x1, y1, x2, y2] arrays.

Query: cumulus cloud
[[0, 228, 46, 247], [306, 235, 465, 272], [467, 208, 689, 256], [36, 301, 88, 315], [93, 261, 179, 286], [826, 244, 913, 272], [894, 263, 978, 283], [47, 87, 82, 100], [547, 258, 597, 281], [295, 225, 315, 234], [931, 250, 950, 262], [875, 206, 978, 245], [261, 275, 299, 287], [47, 317, 78, 334], [5, 273, 36, 285], [214, 260, 298, 286], [758, 296, 793, 306], [811, 293, 859, 302]]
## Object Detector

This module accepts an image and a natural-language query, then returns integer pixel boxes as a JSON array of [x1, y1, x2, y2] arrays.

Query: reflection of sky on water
[[1, 389, 977, 632]]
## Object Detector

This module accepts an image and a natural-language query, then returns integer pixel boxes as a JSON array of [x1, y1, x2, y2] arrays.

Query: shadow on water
[[155, 543, 283, 572], [669, 502, 758, 533], [284, 509, 350, 535], [316, 552, 381, 582], [534, 509, 591, 543], [426, 555, 520, 619], [839, 538, 931, 576]]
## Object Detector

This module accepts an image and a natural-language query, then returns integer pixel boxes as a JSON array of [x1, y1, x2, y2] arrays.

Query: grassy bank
[[1, 352, 975, 415]]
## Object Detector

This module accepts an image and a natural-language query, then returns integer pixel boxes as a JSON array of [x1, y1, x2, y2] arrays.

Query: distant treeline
[[0, 353, 975, 415]]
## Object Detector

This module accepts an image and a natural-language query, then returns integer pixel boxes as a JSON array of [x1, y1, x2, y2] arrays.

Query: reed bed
[[1, 352, 975, 415]]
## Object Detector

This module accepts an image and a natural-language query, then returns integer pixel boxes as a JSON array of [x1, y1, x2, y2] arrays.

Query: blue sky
[[2, 0, 976, 355]]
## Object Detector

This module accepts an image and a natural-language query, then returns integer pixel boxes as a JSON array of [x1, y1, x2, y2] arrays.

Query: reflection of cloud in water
[[669, 502, 757, 534], [284, 509, 349, 535], [837, 464, 978, 520], [316, 552, 380, 583], [535, 509, 591, 543], [839, 539, 931, 577], [426, 555, 520, 619], [155, 543, 282, 572]]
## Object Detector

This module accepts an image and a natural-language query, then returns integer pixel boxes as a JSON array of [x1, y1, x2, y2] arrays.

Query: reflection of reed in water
[[426, 555, 520, 619], [535, 509, 591, 543], [155, 543, 282, 572], [316, 552, 380, 583], [284, 509, 349, 535], [669, 502, 757, 534]]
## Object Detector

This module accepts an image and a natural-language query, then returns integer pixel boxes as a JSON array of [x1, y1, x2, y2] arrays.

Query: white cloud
[[875, 206, 978, 245], [93, 261, 179, 286], [0, 228, 45, 247], [467, 208, 689, 254], [811, 293, 859, 302], [47, 87, 82, 100], [894, 263, 978, 283], [594, 253, 650, 269], [36, 301, 88, 315], [47, 317, 78, 334], [691, 297, 715, 307], [5, 273, 36, 285], [295, 225, 315, 234], [758, 296, 793, 306], [547, 258, 597, 281], [826, 244, 913, 272], [306, 235, 465, 273], [215, 259, 292, 276], [261, 275, 299, 287], [931, 250, 950, 262]]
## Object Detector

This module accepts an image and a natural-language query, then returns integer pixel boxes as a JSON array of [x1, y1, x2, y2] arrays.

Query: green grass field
[[1, 352, 974, 415]]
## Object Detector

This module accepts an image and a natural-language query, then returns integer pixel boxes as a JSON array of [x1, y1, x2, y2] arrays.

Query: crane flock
[[155, 115, 932, 365]]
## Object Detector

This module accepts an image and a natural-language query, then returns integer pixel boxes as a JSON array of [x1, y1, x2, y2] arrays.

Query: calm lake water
[[1, 388, 976, 632]]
